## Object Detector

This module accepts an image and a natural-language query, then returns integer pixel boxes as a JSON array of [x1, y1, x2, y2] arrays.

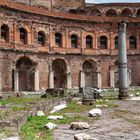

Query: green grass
[[102, 90, 118, 100], [20, 99, 118, 140], [0, 97, 44, 105], [1, 93, 120, 140], [0, 110, 9, 119], [20, 116, 53, 140]]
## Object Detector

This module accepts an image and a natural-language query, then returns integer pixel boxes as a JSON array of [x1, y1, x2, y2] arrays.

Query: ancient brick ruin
[[0, 0, 140, 93]]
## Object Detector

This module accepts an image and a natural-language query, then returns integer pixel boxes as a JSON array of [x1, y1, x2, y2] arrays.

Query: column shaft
[[118, 22, 129, 99], [35, 70, 39, 91], [67, 72, 72, 89], [49, 71, 54, 89], [80, 71, 85, 88]]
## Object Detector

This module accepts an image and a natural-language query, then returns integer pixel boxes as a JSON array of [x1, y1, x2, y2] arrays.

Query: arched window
[[115, 36, 118, 49], [86, 35, 92, 49], [91, 9, 101, 16], [38, 31, 46, 46], [78, 9, 86, 15], [55, 33, 62, 47], [71, 34, 78, 48], [136, 9, 140, 17], [100, 36, 107, 49], [129, 36, 136, 49], [106, 9, 117, 16], [121, 8, 132, 17], [1, 24, 9, 42], [69, 9, 78, 14], [20, 28, 27, 44]]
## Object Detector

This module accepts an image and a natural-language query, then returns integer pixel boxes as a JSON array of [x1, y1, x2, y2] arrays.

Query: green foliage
[[20, 116, 53, 140], [102, 91, 118, 100], [0, 97, 44, 105]]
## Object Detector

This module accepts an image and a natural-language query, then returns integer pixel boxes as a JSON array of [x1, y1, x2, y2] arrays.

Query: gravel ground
[[53, 100, 140, 140]]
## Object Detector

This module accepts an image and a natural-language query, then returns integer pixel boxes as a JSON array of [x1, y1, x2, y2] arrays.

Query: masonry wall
[[0, 2, 140, 92]]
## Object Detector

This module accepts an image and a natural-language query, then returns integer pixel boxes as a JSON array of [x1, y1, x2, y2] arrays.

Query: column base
[[118, 87, 129, 99]]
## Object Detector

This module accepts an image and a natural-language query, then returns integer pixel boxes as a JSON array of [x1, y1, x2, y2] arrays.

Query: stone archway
[[16, 57, 36, 91], [52, 59, 67, 88], [83, 60, 97, 87]]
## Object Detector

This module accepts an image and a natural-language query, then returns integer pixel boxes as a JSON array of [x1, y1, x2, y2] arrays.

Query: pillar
[[110, 70, 115, 88], [97, 72, 102, 88], [80, 71, 85, 88], [118, 21, 129, 99], [49, 70, 54, 89], [34, 69, 39, 91], [14, 69, 19, 92], [128, 69, 131, 86], [0, 72, 2, 97], [67, 72, 72, 89]]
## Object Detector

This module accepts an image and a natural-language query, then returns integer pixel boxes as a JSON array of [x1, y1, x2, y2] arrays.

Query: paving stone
[[70, 122, 90, 130]]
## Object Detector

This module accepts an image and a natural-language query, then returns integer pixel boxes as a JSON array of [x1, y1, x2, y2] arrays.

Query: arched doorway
[[16, 57, 35, 91], [83, 60, 97, 87], [52, 59, 67, 88]]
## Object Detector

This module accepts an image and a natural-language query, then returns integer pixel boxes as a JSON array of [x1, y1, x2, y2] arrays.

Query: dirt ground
[[53, 100, 140, 140]]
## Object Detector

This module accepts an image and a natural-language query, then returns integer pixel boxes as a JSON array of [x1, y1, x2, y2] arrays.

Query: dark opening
[[129, 36, 136, 49], [106, 9, 117, 16], [115, 36, 118, 49], [16, 57, 35, 91], [86, 35, 93, 49], [55, 33, 62, 47], [71, 34, 78, 48], [38, 31, 46, 46], [52, 59, 67, 88], [20, 28, 27, 44], [1, 24, 9, 42], [100, 36, 107, 49]]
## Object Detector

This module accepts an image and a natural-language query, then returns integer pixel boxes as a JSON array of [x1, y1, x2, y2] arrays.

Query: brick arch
[[51, 57, 70, 70], [106, 9, 118, 16], [13, 55, 38, 68], [136, 8, 140, 16], [121, 8, 133, 17], [90, 9, 102, 16], [16, 56, 36, 91], [18, 24, 30, 33]]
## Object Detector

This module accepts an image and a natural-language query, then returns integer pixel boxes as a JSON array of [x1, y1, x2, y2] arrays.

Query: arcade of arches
[[8, 56, 140, 92]]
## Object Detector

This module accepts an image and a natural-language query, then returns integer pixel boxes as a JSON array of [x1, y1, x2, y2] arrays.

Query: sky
[[86, 0, 140, 3]]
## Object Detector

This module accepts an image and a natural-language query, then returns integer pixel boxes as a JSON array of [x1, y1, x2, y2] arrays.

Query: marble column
[[97, 72, 102, 88], [80, 71, 85, 88], [67, 72, 72, 89], [14, 69, 19, 92], [110, 70, 115, 88], [34, 69, 39, 91], [0, 72, 2, 96], [118, 21, 129, 99], [49, 70, 54, 89], [128, 69, 131, 86]]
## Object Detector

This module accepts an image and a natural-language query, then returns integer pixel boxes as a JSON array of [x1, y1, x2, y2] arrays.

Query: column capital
[[118, 21, 127, 33]]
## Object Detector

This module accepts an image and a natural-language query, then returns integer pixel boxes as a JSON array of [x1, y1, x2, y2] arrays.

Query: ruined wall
[[0, 2, 140, 92], [10, 0, 85, 10]]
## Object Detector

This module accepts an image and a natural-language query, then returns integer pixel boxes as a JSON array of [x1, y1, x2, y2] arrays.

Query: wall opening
[[83, 60, 97, 87], [52, 59, 67, 88], [16, 57, 35, 91]]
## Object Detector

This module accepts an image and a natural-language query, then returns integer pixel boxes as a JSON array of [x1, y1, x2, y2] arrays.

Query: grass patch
[[0, 97, 45, 105], [20, 116, 53, 140], [20, 101, 102, 140], [102, 91, 118, 100], [0, 110, 10, 119], [12, 105, 29, 111]]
